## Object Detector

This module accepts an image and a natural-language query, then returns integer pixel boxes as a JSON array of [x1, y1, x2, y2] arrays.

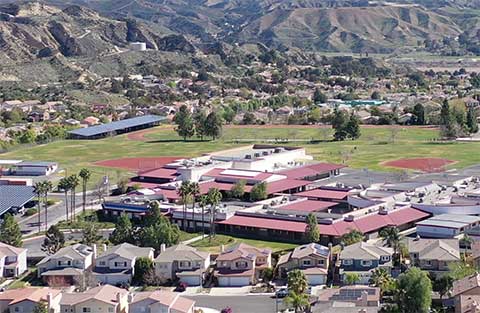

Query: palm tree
[[369, 268, 393, 296], [379, 226, 403, 265], [207, 188, 222, 239], [79, 168, 91, 215], [68, 175, 80, 222], [199, 195, 209, 238], [33, 182, 45, 233], [287, 269, 308, 294], [190, 182, 200, 232], [284, 292, 310, 313], [42, 181, 53, 231], [178, 181, 192, 231], [58, 177, 70, 222]]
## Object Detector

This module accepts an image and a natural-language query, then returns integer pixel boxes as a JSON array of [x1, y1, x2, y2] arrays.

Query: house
[[60, 285, 129, 313], [0, 287, 62, 313], [407, 238, 460, 273], [277, 243, 330, 285], [317, 286, 381, 307], [339, 242, 393, 284], [154, 244, 210, 286], [27, 110, 50, 122], [129, 290, 195, 313], [4, 161, 58, 176], [37, 243, 94, 286], [452, 274, 480, 313], [215, 243, 272, 287], [0, 242, 27, 277], [82, 116, 100, 126], [416, 214, 480, 238], [93, 243, 154, 286]]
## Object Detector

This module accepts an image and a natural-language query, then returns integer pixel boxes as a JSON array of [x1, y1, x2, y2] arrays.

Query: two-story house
[[0, 287, 62, 313], [37, 243, 94, 287], [129, 290, 195, 313], [214, 243, 272, 287], [277, 243, 330, 285], [93, 243, 154, 285], [61, 285, 128, 313], [407, 238, 460, 274], [0, 242, 27, 277], [452, 273, 480, 313], [154, 244, 210, 286], [339, 242, 393, 285]]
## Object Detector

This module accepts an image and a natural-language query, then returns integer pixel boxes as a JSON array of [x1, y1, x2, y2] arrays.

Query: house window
[[318, 259, 325, 265], [236, 261, 248, 268], [14, 307, 19, 312], [342, 259, 353, 266], [302, 260, 312, 266], [108, 308, 114, 312], [82, 308, 91, 313], [380, 256, 390, 262], [180, 261, 191, 268], [99, 261, 106, 266], [361, 260, 372, 267]]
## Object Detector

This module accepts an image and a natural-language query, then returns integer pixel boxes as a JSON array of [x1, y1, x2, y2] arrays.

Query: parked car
[[175, 282, 188, 292]]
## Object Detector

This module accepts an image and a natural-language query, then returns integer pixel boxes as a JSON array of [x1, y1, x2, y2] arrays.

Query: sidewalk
[[182, 235, 204, 245]]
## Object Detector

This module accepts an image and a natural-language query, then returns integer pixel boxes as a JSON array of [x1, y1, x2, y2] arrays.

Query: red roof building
[[279, 163, 345, 180], [295, 188, 351, 201], [275, 199, 337, 213]]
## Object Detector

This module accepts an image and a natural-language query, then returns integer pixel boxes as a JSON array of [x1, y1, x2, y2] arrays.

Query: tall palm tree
[[369, 268, 393, 296], [199, 195, 209, 238], [190, 182, 200, 232], [287, 269, 308, 294], [79, 168, 91, 215], [68, 175, 80, 222], [379, 226, 403, 265], [178, 181, 192, 231], [42, 181, 53, 231], [207, 188, 222, 239], [284, 292, 310, 313], [58, 177, 70, 222], [33, 182, 45, 233]]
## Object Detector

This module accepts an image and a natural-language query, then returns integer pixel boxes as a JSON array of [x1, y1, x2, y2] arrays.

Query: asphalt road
[[185, 295, 284, 313]]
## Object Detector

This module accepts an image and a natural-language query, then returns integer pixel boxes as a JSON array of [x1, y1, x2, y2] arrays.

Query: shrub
[[24, 208, 38, 216]]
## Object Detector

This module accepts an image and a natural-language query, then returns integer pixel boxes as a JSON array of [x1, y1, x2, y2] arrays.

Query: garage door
[[307, 274, 326, 286], [218, 276, 250, 287], [180, 276, 201, 286]]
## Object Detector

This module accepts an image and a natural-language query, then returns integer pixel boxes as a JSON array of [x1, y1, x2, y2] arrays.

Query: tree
[[433, 275, 453, 300], [199, 195, 209, 238], [207, 188, 222, 239], [205, 111, 223, 140], [138, 215, 180, 252], [82, 223, 102, 245], [345, 272, 360, 285], [340, 229, 364, 246], [305, 213, 320, 243], [466, 107, 479, 134], [229, 180, 246, 199], [42, 181, 53, 230], [109, 213, 134, 245], [371, 91, 381, 100], [369, 268, 395, 295], [287, 269, 308, 294], [449, 260, 477, 280], [79, 168, 91, 215], [174, 105, 195, 141], [68, 175, 80, 222], [0, 213, 22, 247], [379, 227, 403, 265], [439, 99, 459, 138], [178, 181, 192, 231], [133, 257, 154, 285], [242, 112, 256, 125], [33, 302, 48, 313], [58, 177, 71, 223], [395, 267, 432, 313], [345, 113, 361, 139], [33, 181, 45, 233], [332, 107, 349, 141], [194, 111, 207, 140], [42, 225, 65, 255], [413, 103, 426, 125], [313, 88, 327, 103], [284, 291, 310, 313], [190, 182, 200, 232], [250, 182, 267, 201]]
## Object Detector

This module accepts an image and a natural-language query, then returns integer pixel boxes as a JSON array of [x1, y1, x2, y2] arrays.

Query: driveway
[[185, 295, 285, 313]]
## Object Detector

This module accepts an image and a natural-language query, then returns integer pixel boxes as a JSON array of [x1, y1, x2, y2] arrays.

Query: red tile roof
[[202, 168, 273, 181], [279, 163, 345, 179], [266, 179, 311, 194], [276, 199, 337, 212], [199, 181, 253, 193], [218, 215, 307, 233], [295, 188, 350, 200], [138, 168, 178, 180]]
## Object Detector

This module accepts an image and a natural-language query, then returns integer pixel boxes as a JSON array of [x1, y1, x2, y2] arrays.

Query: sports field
[[2, 125, 480, 187]]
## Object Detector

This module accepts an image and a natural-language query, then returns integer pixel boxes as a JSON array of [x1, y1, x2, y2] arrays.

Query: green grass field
[[2, 125, 480, 187]]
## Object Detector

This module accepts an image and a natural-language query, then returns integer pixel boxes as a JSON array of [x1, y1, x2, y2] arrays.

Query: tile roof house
[[0, 287, 62, 313], [407, 238, 460, 272], [0, 242, 27, 278], [452, 274, 480, 313], [129, 290, 195, 313], [37, 243, 94, 287], [339, 242, 393, 284], [93, 243, 154, 286], [60, 285, 128, 313], [214, 243, 272, 287], [317, 286, 381, 307], [277, 243, 330, 285], [154, 244, 210, 286]]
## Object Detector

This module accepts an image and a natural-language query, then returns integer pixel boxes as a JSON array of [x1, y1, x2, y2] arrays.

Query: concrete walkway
[[182, 235, 205, 245]]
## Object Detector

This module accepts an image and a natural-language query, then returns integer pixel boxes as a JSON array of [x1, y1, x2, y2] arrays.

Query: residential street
[[185, 295, 284, 313]]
